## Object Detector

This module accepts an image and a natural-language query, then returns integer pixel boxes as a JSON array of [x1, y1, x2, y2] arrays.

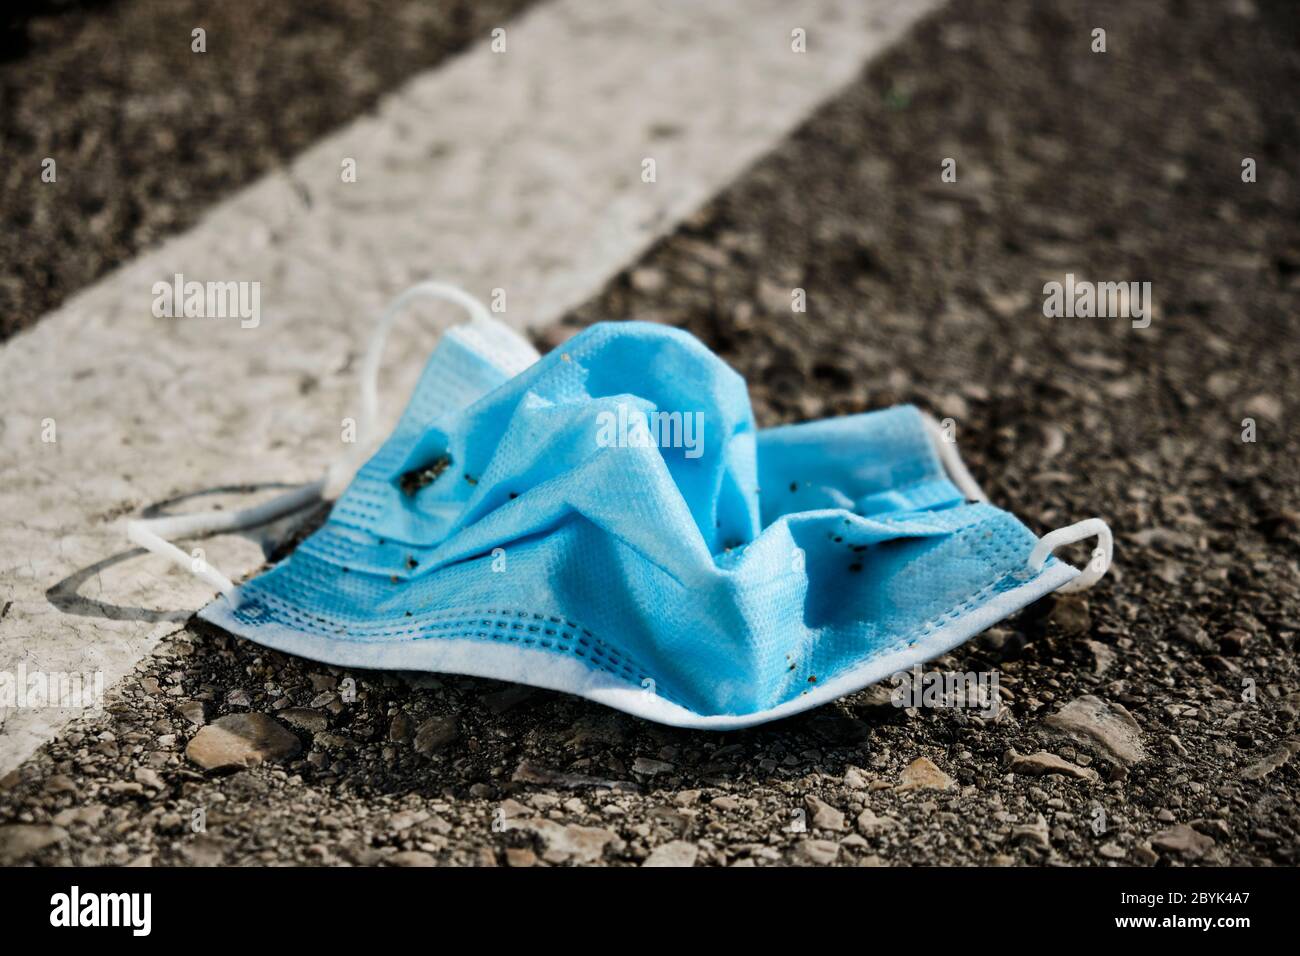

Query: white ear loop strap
[[126, 482, 325, 596], [922, 412, 1113, 593], [922, 413, 988, 503], [126, 282, 495, 597], [323, 281, 495, 496], [1027, 517, 1113, 594]]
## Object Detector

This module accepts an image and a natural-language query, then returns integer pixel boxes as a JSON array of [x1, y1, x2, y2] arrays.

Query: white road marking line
[[0, 0, 941, 774]]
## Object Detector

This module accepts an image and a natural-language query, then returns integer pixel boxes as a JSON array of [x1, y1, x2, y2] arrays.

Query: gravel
[[1, 0, 1297, 865]]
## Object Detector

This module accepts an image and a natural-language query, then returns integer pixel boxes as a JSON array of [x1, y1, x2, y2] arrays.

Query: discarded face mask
[[129, 282, 1113, 729]]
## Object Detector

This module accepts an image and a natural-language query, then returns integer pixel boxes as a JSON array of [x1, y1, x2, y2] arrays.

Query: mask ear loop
[[126, 281, 496, 598], [921, 412, 1113, 593], [1026, 517, 1113, 594], [921, 413, 988, 503], [322, 281, 495, 499]]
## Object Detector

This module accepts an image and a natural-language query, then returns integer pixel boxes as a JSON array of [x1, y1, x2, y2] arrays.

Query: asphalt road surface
[[1, 0, 1298, 866]]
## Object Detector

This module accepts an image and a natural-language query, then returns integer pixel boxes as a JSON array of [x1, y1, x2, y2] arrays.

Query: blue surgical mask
[[131, 283, 1112, 729]]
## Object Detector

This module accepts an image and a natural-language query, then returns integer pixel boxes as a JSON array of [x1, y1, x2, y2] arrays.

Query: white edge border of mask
[[199, 559, 1073, 730]]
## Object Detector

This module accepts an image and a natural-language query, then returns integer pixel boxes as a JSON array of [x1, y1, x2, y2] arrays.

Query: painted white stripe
[[0, 0, 941, 775]]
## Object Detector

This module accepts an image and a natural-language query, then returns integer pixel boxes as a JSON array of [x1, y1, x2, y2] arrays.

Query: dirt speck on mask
[[399, 454, 452, 496]]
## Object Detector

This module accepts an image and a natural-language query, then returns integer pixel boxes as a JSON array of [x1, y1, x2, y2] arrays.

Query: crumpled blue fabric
[[201, 320, 1076, 728]]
